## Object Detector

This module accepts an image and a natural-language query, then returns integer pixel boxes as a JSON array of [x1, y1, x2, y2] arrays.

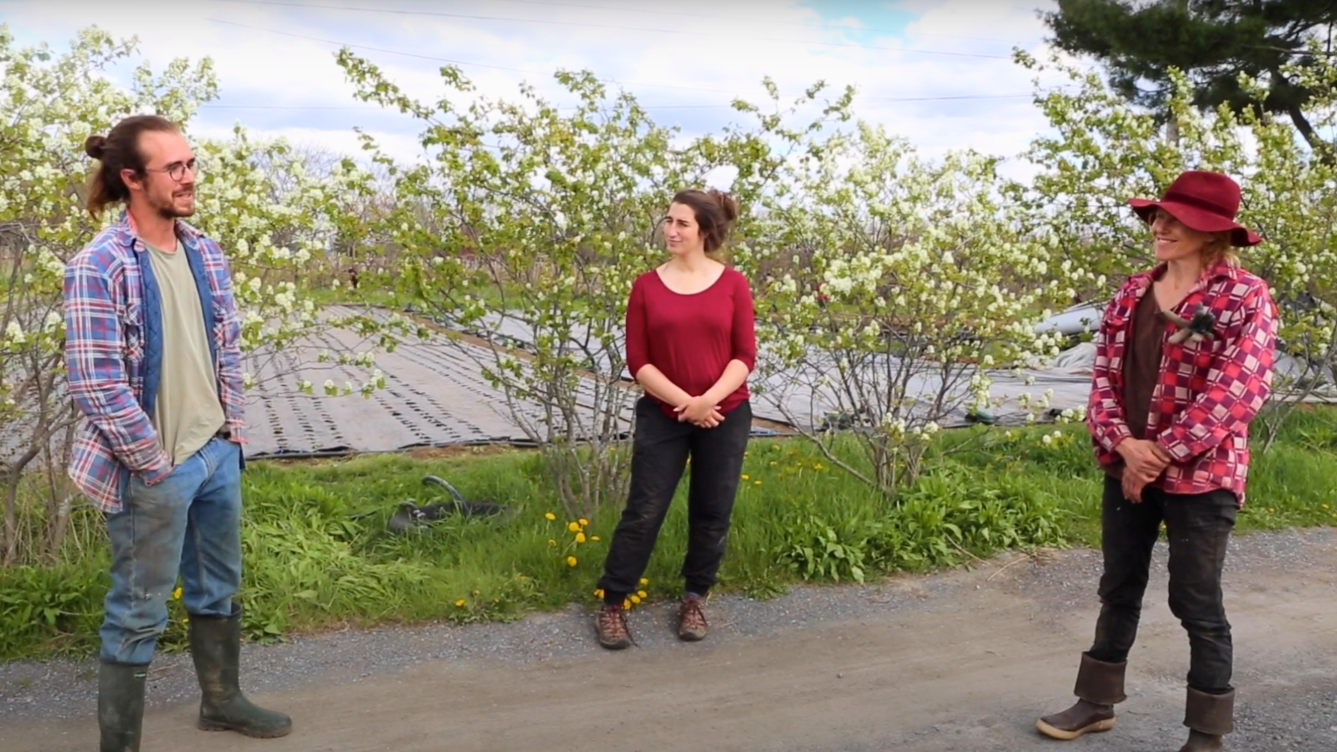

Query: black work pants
[[598, 397, 751, 603], [1089, 474, 1238, 693]]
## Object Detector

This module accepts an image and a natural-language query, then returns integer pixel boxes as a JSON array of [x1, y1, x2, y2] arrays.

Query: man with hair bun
[[64, 115, 290, 751], [594, 187, 758, 649]]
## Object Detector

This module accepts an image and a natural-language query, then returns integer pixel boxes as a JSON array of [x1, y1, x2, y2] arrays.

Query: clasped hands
[[674, 395, 725, 428], [1116, 438, 1173, 503]]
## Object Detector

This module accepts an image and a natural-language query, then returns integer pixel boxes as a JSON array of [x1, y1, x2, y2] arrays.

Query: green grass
[[2, 407, 1336, 661]]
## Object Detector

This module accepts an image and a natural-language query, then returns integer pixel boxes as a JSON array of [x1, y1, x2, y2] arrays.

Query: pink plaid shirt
[[1087, 260, 1278, 506]]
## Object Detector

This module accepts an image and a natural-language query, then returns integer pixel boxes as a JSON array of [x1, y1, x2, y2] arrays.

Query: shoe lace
[[679, 597, 707, 632]]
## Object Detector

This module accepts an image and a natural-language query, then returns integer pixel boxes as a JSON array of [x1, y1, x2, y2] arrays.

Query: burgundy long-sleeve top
[[625, 267, 757, 417]]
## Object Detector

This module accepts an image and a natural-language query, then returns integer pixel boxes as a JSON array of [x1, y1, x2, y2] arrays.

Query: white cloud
[[3, 0, 1082, 171], [191, 122, 425, 165]]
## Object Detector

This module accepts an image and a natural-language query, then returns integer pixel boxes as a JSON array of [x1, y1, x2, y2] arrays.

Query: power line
[[207, 0, 1013, 59], [197, 92, 1048, 113]]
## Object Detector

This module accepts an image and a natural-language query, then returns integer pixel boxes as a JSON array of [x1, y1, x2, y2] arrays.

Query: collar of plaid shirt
[[1086, 259, 1279, 507], [63, 212, 247, 514]]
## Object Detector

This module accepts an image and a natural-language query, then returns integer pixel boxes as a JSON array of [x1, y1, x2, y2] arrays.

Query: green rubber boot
[[188, 604, 292, 738], [98, 661, 148, 752]]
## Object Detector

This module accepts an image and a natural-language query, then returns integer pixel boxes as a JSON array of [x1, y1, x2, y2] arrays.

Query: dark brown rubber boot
[[1035, 653, 1126, 740], [1178, 688, 1233, 751]]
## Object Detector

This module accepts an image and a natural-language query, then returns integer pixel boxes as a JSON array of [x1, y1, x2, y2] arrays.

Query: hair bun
[[707, 189, 739, 223], [84, 135, 108, 160]]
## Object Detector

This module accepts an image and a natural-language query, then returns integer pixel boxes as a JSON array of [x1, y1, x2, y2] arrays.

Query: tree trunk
[[1286, 103, 1337, 166], [1165, 113, 1180, 146], [2, 443, 42, 566]]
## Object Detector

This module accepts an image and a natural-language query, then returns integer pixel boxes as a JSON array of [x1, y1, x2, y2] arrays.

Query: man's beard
[[152, 188, 195, 219]]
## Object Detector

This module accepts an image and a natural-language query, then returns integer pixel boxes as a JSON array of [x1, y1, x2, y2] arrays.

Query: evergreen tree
[[1042, 0, 1337, 154]]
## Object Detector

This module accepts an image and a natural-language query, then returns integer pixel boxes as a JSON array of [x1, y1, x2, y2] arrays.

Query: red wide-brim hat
[[1128, 170, 1262, 247]]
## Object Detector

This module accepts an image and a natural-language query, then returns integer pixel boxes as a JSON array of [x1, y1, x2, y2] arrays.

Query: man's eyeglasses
[[143, 158, 201, 183]]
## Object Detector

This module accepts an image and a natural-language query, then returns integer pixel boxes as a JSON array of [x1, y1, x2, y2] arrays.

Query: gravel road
[[3, 527, 1335, 751]]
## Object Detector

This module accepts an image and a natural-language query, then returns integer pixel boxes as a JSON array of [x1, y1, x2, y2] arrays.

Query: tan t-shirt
[[145, 239, 226, 466]]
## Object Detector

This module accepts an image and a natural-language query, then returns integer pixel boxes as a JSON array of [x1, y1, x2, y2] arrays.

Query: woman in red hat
[[1036, 170, 1278, 752]]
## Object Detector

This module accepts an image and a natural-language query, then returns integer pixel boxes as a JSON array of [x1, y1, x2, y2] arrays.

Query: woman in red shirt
[[1036, 171, 1278, 752], [594, 188, 757, 650]]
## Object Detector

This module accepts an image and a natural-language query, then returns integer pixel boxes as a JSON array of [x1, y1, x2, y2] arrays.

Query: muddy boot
[[188, 604, 292, 738], [99, 661, 148, 752], [1036, 653, 1126, 740], [1178, 688, 1233, 751]]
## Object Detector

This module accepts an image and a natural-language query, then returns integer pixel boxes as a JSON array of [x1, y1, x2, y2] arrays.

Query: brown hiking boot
[[595, 604, 632, 650], [1036, 653, 1126, 740], [677, 595, 708, 642]]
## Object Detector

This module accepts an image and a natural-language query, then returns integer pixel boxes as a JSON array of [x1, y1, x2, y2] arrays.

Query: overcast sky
[[3, 0, 1085, 174]]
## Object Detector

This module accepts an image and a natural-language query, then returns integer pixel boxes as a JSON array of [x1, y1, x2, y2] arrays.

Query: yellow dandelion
[[630, 595, 641, 605], [741, 474, 750, 480], [624, 598, 632, 609], [575, 532, 587, 544], [639, 577, 649, 586], [455, 599, 466, 607], [754, 480, 762, 486], [182, 616, 189, 624], [567, 522, 581, 533], [566, 556, 578, 567], [594, 589, 604, 598], [578, 518, 590, 527], [544, 512, 557, 521], [591, 535, 601, 542], [813, 462, 825, 470], [637, 590, 648, 599], [1323, 504, 1331, 510], [172, 586, 182, 600]]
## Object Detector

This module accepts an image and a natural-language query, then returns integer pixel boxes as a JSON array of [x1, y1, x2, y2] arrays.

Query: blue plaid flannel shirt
[[62, 212, 245, 513]]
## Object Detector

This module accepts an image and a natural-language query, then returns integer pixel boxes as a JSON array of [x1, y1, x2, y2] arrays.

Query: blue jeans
[[101, 436, 244, 665]]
